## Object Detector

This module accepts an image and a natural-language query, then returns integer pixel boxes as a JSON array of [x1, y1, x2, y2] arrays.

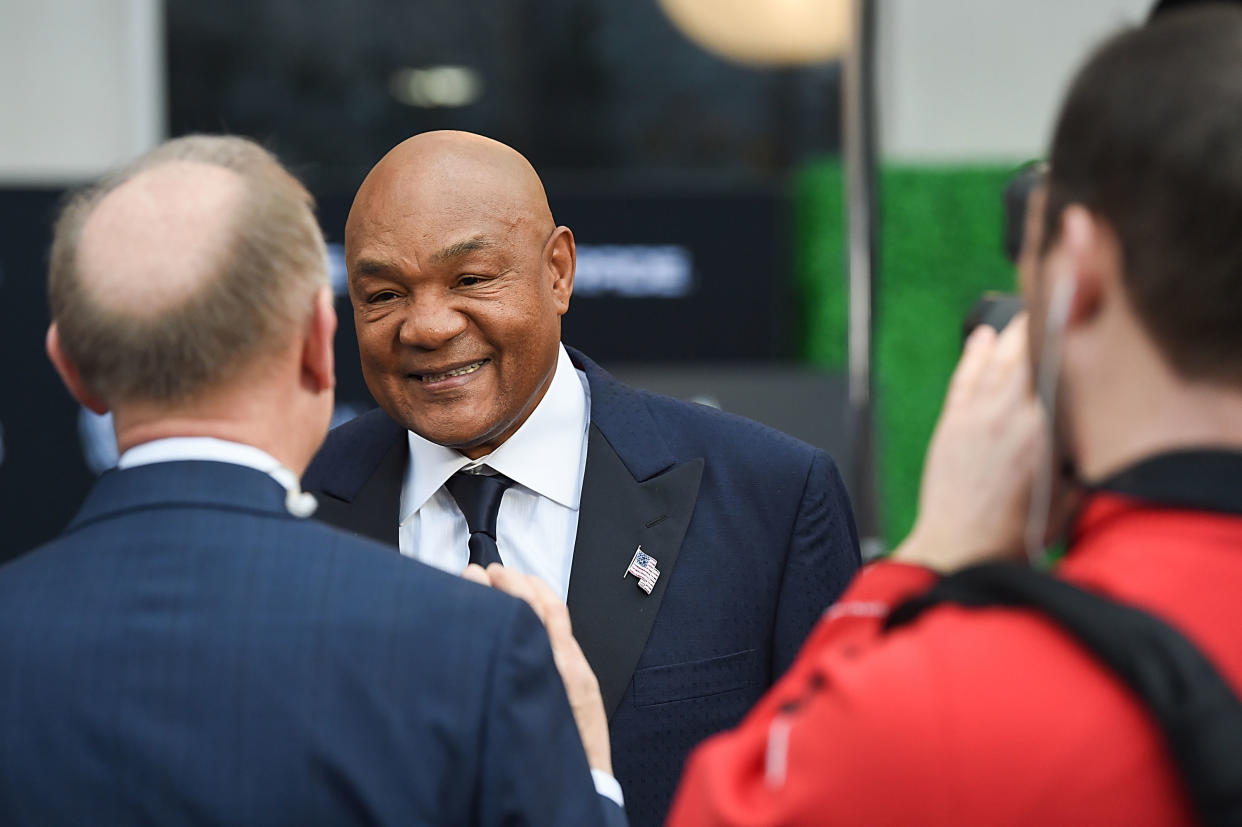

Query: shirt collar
[[118, 436, 302, 496], [1072, 448, 1242, 545], [400, 344, 591, 523], [1086, 448, 1242, 516]]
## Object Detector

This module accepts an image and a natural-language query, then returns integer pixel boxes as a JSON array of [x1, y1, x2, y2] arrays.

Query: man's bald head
[[49, 134, 328, 406], [342, 130, 577, 456], [346, 130, 554, 257], [77, 161, 244, 317]]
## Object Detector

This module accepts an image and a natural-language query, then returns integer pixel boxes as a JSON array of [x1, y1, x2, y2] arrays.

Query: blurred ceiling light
[[389, 66, 482, 108], [659, 0, 851, 66]]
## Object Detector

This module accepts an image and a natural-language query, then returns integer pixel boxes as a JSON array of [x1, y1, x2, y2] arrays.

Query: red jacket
[[668, 452, 1242, 826]]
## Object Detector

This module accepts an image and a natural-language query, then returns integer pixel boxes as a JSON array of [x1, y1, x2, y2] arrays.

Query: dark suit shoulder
[[571, 345, 827, 477], [610, 383, 831, 497], [303, 407, 404, 493], [0, 496, 577, 826], [2, 502, 518, 643], [638, 386, 820, 461], [265, 516, 523, 634]]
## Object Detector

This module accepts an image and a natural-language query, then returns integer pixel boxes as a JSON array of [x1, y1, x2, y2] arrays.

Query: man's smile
[[410, 358, 490, 386]]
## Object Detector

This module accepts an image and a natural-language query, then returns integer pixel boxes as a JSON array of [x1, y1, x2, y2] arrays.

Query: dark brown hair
[[1044, 6, 1242, 383]]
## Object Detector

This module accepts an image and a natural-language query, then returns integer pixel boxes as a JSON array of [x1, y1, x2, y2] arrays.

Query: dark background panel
[[0, 189, 95, 557], [553, 188, 794, 362], [164, 0, 841, 192]]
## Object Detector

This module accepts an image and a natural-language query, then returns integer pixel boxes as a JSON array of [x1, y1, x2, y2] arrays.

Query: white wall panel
[[878, 0, 1153, 162], [0, 0, 163, 184]]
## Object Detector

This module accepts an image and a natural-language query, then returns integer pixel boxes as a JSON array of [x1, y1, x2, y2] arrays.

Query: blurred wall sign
[[574, 244, 694, 299], [659, 0, 851, 66]]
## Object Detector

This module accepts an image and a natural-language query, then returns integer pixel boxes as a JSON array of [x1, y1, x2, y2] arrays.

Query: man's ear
[[545, 226, 575, 316], [45, 323, 107, 414], [302, 286, 336, 394], [1054, 205, 1108, 327]]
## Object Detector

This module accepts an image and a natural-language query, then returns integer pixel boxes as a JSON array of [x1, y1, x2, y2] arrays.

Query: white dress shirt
[[399, 344, 591, 602], [397, 347, 620, 807]]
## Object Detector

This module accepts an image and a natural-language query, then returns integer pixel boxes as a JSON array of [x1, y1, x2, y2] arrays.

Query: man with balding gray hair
[[0, 134, 627, 827]]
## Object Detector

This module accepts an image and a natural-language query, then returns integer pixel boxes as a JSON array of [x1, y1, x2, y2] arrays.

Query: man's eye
[[458, 275, 484, 287], [368, 290, 399, 303]]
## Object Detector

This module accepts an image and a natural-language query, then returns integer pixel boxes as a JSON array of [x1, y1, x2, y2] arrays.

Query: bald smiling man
[[304, 131, 862, 825], [0, 135, 627, 826]]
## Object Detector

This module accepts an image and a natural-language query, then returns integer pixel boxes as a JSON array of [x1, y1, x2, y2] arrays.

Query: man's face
[[346, 181, 573, 459]]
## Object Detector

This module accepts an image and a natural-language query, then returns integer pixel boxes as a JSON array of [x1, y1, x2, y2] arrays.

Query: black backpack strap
[[884, 562, 1242, 827]]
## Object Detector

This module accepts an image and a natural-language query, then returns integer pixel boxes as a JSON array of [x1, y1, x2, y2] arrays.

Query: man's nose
[[397, 290, 469, 350]]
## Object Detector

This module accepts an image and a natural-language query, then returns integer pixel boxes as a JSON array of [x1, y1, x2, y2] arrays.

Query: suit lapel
[[315, 354, 703, 716], [312, 427, 407, 549], [567, 425, 703, 720]]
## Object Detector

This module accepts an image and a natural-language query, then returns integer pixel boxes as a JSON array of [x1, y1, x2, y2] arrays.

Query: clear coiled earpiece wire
[[1023, 274, 1076, 567]]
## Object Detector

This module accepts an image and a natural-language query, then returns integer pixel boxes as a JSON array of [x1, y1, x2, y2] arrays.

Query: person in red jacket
[[669, 7, 1242, 826]]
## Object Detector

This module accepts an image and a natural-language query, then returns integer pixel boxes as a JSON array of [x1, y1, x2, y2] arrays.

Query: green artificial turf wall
[[794, 157, 1018, 547]]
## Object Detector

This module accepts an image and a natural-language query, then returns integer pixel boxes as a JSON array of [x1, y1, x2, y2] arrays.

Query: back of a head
[[1044, 5, 1242, 384], [48, 135, 328, 407]]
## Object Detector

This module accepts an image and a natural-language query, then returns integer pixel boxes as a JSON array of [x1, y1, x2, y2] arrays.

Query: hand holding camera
[[891, 315, 1050, 572]]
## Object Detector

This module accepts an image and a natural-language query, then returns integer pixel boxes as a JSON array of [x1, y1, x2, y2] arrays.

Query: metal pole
[[842, 0, 883, 560]]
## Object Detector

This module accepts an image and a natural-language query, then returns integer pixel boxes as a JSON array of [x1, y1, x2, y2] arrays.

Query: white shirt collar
[[117, 436, 317, 517], [401, 344, 589, 523]]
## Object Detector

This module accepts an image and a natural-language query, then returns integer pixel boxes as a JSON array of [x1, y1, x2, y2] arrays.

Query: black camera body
[[963, 293, 1024, 342], [961, 164, 1044, 342]]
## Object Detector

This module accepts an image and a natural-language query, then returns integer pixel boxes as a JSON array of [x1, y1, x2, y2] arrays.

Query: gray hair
[[48, 134, 328, 405]]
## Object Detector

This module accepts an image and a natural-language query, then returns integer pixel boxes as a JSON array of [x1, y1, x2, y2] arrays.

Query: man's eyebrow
[[352, 258, 392, 277], [432, 236, 493, 263]]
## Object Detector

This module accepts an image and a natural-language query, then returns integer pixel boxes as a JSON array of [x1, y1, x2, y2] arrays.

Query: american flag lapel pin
[[624, 546, 660, 595]]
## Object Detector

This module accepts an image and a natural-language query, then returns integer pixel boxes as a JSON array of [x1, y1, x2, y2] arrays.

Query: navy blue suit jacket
[[0, 460, 625, 827], [304, 347, 861, 826]]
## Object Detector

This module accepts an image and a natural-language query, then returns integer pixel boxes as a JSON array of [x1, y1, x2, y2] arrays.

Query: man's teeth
[[419, 361, 485, 383]]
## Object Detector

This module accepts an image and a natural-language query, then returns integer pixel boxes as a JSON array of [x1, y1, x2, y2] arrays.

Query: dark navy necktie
[[445, 469, 514, 567]]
